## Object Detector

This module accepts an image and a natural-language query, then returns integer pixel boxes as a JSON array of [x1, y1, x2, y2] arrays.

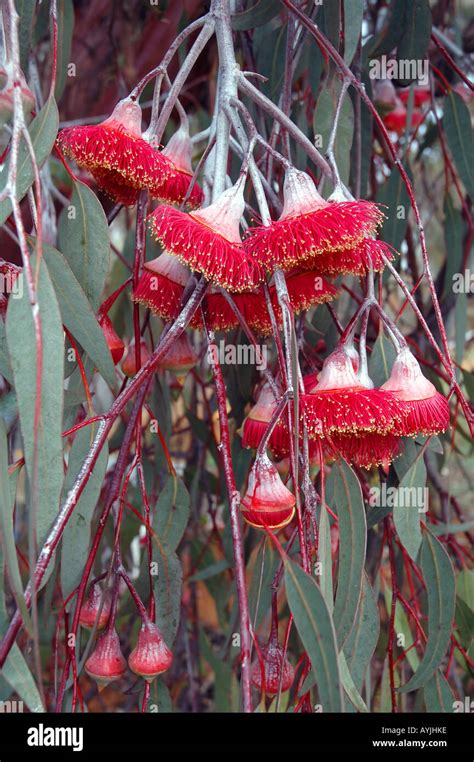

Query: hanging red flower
[[382, 347, 450, 435], [57, 98, 171, 204], [148, 178, 264, 292], [245, 167, 384, 270]]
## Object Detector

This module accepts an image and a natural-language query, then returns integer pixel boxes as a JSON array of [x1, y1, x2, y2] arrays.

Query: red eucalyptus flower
[[85, 627, 127, 688], [157, 331, 198, 375], [245, 167, 384, 270], [251, 638, 295, 696], [301, 238, 394, 277], [302, 346, 407, 438], [382, 347, 450, 435], [150, 122, 204, 208], [240, 455, 296, 530], [328, 432, 401, 469], [57, 98, 171, 204], [240, 382, 280, 450], [121, 337, 151, 377], [99, 313, 125, 365], [132, 253, 190, 323], [128, 620, 173, 682], [382, 103, 424, 136], [148, 178, 264, 292], [79, 583, 111, 630]]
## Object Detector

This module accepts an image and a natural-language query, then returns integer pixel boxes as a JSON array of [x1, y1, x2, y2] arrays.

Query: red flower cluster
[[57, 99, 203, 207], [241, 345, 449, 472]]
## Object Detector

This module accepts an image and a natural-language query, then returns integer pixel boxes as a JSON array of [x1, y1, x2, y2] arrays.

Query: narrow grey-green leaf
[[60, 425, 108, 599], [393, 453, 426, 561], [54, 0, 74, 100], [318, 502, 334, 611], [154, 475, 190, 554], [0, 97, 59, 225], [343, 0, 364, 64], [153, 551, 182, 646], [0, 423, 31, 632], [432, 519, 474, 536], [6, 256, 64, 546], [369, 328, 397, 386], [284, 559, 343, 712], [339, 651, 368, 712], [0, 546, 44, 711], [396, 0, 432, 84], [0, 322, 13, 384], [16, 0, 35, 72], [399, 530, 456, 692], [58, 181, 110, 311], [313, 85, 354, 186], [424, 670, 455, 713], [40, 240, 116, 387], [443, 92, 474, 198], [377, 165, 411, 251], [333, 460, 367, 647], [344, 575, 380, 691]]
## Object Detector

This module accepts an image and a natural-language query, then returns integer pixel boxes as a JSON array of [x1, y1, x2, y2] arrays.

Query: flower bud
[[85, 627, 127, 689], [251, 639, 295, 696], [99, 314, 125, 365], [79, 583, 111, 630], [128, 620, 173, 682], [121, 337, 151, 377], [240, 455, 296, 530]]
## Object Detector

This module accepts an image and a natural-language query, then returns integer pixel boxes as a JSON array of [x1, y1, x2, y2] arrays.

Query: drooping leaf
[[318, 501, 334, 611], [0, 322, 13, 384], [393, 452, 426, 561], [0, 423, 31, 633], [442, 193, 464, 301], [344, 575, 380, 691], [60, 425, 109, 599], [54, 0, 74, 100], [0, 546, 44, 711], [154, 474, 190, 554], [284, 558, 343, 712], [454, 596, 474, 652], [6, 256, 64, 546], [369, 328, 397, 386], [333, 460, 367, 648], [443, 93, 474, 199], [16, 0, 36, 72], [396, 0, 432, 85], [40, 240, 116, 387], [377, 165, 411, 252], [343, 0, 364, 64], [364, 0, 405, 57], [0, 97, 59, 225], [58, 180, 110, 311], [339, 651, 368, 712], [153, 551, 183, 646], [313, 84, 354, 186], [424, 670, 455, 713], [399, 530, 456, 692]]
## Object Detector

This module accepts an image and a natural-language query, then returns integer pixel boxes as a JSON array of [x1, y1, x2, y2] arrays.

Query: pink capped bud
[[128, 620, 173, 682]]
